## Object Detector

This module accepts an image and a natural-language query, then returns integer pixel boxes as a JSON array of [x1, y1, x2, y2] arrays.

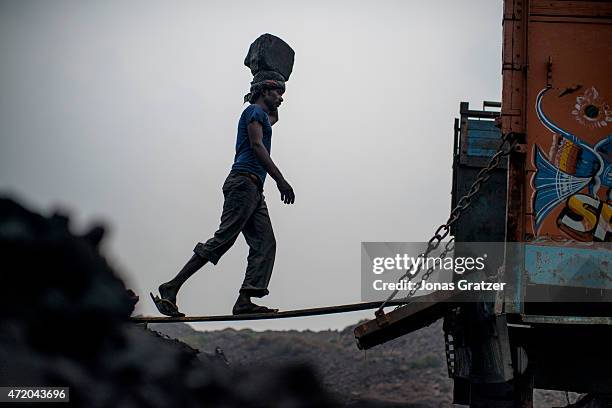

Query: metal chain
[[376, 132, 519, 314], [387, 237, 456, 312], [405, 238, 455, 299], [443, 308, 460, 378]]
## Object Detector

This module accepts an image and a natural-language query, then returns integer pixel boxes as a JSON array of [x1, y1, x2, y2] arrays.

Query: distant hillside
[[149, 320, 580, 407]]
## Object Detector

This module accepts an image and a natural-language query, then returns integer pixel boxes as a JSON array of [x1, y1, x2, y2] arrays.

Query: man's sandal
[[150, 292, 185, 317], [232, 304, 279, 315]]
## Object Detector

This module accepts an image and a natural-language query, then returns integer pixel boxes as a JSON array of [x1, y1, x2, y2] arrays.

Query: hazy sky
[[0, 0, 502, 331]]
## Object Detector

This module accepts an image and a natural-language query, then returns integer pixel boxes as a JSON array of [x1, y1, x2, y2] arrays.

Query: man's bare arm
[[247, 121, 295, 204]]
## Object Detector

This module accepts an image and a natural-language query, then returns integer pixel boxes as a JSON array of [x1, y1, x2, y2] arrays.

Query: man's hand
[[276, 178, 295, 204]]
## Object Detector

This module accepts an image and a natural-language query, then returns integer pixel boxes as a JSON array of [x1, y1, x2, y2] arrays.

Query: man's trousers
[[193, 172, 276, 297]]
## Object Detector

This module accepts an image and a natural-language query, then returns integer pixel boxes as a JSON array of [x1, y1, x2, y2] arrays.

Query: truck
[[354, 1, 612, 406]]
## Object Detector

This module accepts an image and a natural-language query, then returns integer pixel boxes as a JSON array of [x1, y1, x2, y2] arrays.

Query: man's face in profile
[[263, 88, 284, 112]]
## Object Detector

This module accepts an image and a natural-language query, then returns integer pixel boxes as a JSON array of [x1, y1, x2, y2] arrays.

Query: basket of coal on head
[[244, 33, 295, 103]]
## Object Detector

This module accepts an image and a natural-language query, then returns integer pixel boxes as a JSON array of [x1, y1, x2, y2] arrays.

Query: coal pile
[[0, 197, 340, 407], [244, 33, 295, 82]]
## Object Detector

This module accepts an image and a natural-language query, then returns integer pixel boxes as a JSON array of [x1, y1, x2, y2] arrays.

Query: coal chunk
[[244, 33, 295, 81]]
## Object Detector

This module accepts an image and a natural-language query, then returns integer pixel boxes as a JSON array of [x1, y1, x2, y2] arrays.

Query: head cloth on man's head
[[243, 71, 286, 103]]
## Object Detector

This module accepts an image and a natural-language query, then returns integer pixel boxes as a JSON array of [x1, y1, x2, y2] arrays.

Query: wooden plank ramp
[[131, 300, 409, 323]]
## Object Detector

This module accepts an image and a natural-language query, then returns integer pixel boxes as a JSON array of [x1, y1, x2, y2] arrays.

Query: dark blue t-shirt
[[231, 104, 272, 184]]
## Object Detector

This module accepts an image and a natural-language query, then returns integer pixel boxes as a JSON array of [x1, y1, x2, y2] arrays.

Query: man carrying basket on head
[[151, 34, 296, 317]]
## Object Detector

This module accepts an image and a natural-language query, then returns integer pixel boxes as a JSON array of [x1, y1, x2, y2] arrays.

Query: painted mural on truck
[[531, 85, 612, 242]]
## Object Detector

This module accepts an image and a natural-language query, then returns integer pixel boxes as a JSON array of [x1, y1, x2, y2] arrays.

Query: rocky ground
[[149, 321, 582, 407]]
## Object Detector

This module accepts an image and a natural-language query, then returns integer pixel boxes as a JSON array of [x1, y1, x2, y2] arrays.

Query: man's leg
[[159, 174, 260, 305], [233, 194, 277, 314], [159, 254, 207, 305]]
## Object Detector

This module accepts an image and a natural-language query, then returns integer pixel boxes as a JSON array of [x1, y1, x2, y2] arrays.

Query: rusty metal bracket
[[513, 144, 528, 154], [374, 309, 390, 327], [507, 132, 527, 155], [559, 84, 583, 97], [546, 57, 553, 88], [507, 131, 526, 145]]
